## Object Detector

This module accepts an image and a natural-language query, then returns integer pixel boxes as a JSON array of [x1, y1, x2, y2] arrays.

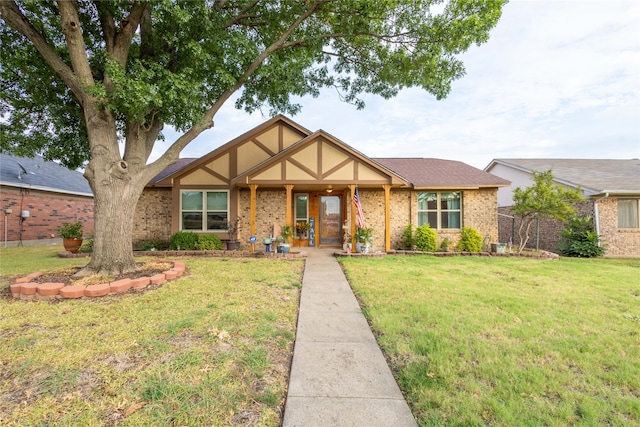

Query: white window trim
[[179, 190, 230, 232], [417, 191, 462, 230], [618, 198, 640, 229]]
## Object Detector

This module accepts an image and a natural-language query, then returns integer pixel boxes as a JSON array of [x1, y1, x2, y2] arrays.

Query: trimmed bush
[[414, 224, 437, 251], [195, 234, 223, 250], [557, 216, 605, 257], [457, 227, 483, 252], [169, 231, 198, 250], [400, 223, 414, 249]]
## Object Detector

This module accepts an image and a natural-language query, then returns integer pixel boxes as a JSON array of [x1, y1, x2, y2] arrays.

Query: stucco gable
[[231, 130, 409, 188], [149, 115, 311, 187]]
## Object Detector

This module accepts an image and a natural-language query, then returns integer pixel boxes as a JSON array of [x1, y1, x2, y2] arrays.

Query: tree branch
[[110, 1, 147, 66], [57, 0, 94, 89], [0, 0, 86, 103], [151, 0, 332, 173], [222, 0, 260, 28]]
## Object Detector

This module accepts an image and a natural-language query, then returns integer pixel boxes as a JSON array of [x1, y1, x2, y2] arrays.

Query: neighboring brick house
[[0, 154, 94, 246], [485, 159, 640, 257], [136, 116, 509, 251]]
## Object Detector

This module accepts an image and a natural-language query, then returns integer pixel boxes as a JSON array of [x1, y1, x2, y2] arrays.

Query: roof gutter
[[0, 181, 93, 198], [593, 193, 609, 246]]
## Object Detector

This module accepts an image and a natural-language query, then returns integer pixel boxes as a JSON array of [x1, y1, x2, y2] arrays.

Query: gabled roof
[[485, 159, 640, 195], [150, 114, 311, 186], [374, 158, 510, 189], [231, 130, 410, 187], [0, 153, 92, 197], [147, 116, 511, 190]]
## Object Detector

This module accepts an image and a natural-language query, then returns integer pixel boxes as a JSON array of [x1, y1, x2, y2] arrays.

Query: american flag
[[353, 187, 365, 228]]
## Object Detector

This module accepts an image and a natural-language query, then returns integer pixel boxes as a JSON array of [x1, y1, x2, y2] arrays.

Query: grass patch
[[0, 245, 87, 276], [340, 255, 640, 426], [0, 246, 302, 426]]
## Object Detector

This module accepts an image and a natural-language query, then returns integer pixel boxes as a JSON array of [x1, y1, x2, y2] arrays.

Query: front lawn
[[340, 256, 640, 426], [0, 246, 303, 426]]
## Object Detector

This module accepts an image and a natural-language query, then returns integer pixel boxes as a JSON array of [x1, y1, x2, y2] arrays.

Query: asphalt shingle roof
[[150, 157, 197, 184], [0, 154, 92, 196], [490, 159, 640, 194], [374, 158, 511, 188]]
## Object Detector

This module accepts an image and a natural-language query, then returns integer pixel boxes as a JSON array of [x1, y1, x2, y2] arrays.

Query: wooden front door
[[319, 195, 342, 245]]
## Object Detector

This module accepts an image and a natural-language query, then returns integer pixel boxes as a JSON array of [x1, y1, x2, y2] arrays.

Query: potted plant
[[277, 224, 294, 253], [355, 226, 374, 254], [296, 221, 311, 238], [57, 220, 83, 253], [226, 216, 240, 250]]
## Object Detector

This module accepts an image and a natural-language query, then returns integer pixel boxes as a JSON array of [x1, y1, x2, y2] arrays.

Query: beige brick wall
[[355, 188, 500, 250], [136, 186, 502, 252], [239, 188, 287, 245], [462, 189, 500, 243], [133, 188, 172, 245], [597, 197, 640, 256]]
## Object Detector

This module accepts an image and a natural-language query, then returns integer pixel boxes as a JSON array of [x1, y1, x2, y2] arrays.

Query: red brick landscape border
[[9, 260, 187, 301]]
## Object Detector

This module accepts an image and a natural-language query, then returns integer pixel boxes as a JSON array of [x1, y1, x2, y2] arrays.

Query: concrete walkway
[[283, 248, 417, 426]]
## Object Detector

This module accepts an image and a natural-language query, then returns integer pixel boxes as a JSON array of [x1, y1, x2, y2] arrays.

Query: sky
[[151, 0, 640, 170]]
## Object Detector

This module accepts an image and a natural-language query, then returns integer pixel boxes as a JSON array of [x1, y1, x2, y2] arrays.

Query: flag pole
[[349, 184, 356, 253]]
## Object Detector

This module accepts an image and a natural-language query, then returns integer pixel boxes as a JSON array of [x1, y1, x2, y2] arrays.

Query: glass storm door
[[319, 195, 342, 245]]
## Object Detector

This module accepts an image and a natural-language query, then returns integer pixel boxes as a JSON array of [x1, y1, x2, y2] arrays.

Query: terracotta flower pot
[[62, 238, 83, 253]]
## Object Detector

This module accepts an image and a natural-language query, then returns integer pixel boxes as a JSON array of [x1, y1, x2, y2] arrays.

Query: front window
[[181, 190, 229, 231], [618, 199, 639, 228], [417, 192, 461, 229]]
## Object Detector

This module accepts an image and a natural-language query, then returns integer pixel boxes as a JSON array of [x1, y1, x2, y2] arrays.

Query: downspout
[[593, 193, 609, 246]]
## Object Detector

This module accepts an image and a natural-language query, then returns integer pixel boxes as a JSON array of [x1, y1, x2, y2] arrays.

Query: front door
[[319, 195, 342, 245]]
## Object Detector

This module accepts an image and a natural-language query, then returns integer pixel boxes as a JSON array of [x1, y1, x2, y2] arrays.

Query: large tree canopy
[[1, 0, 506, 275]]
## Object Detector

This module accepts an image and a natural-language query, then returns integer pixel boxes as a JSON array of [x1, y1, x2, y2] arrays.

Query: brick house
[[135, 116, 509, 251], [485, 159, 640, 257], [0, 154, 94, 246]]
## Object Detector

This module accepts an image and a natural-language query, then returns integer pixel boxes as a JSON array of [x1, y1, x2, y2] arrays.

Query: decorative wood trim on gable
[[150, 115, 311, 187], [232, 132, 409, 188]]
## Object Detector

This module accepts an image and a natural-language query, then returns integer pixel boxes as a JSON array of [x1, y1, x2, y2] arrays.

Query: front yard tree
[[512, 170, 583, 254], [1, 0, 506, 276]]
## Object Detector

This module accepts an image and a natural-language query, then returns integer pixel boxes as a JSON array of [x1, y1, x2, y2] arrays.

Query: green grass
[[0, 246, 302, 426], [340, 255, 640, 426], [0, 245, 88, 276]]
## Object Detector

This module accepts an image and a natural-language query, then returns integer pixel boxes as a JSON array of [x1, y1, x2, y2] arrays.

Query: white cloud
[[150, 0, 640, 170]]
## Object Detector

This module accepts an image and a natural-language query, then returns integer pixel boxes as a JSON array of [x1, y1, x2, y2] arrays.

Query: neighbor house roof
[[0, 153, 92, 197], [485, 159, 640, 196], [374, 158, 511, 189]]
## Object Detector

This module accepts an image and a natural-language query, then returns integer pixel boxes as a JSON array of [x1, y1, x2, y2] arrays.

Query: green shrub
[[140, 238, 166, 251], [439, 237, 451, 252], [195, 234, 223, 250], [400, 223, 414, 249], [457, 227, 483, 252], [557, 216, 605, 257], [79, 232, 94, 253], [414, 224, 437, 251], [169, 231, 198, 250]]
